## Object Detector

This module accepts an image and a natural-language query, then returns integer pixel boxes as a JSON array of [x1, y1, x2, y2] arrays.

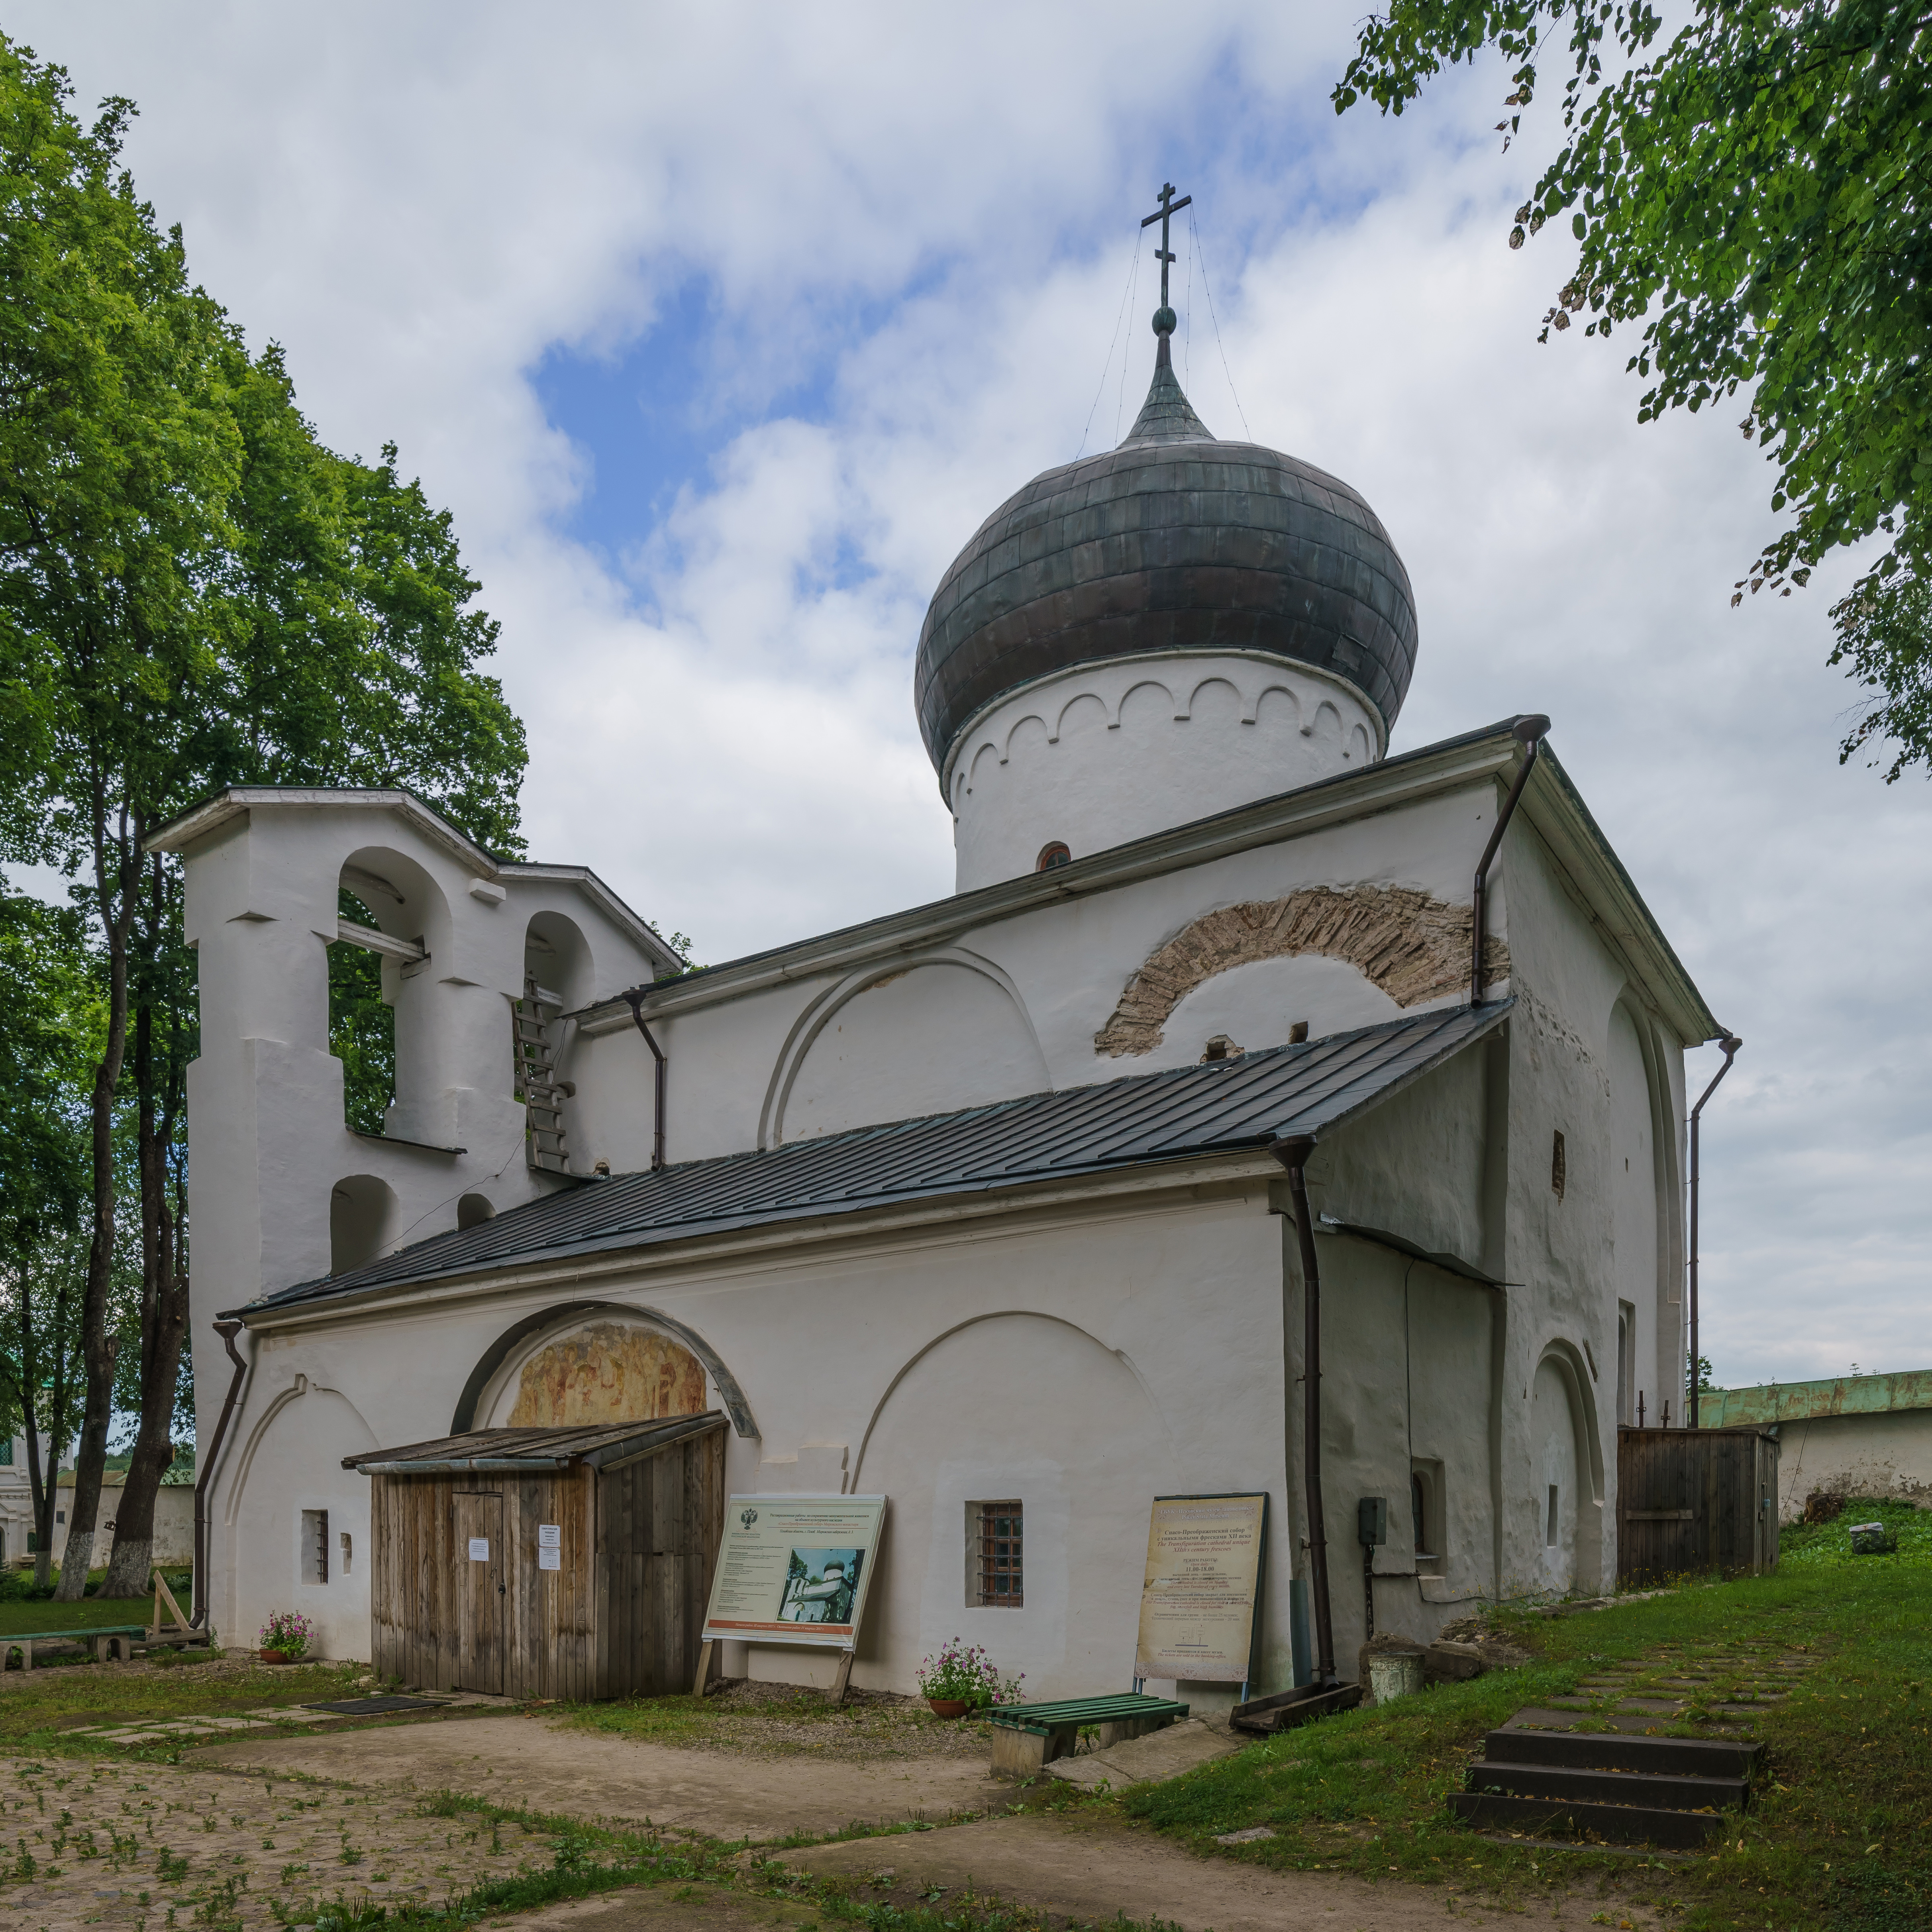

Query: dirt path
[[188, 1712, 1004, 1839], [783, 1814, 1656, 1931]]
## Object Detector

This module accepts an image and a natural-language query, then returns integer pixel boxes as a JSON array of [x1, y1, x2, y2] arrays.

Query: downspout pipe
[[192, 1318, 250, 1629], [1687, 1034, 1742, 1430], [1269, 1134, 1339, 1686], [1471, 715, 1551, 1006], [620, 988, 668, 1172]]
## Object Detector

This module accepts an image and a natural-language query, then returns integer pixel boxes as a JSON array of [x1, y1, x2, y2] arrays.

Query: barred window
[[301, 1508, 330, 1584], [973, 1500, 1023, 1608]]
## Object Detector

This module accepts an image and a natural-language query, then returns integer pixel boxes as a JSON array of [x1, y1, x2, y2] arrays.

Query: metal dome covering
[[914, 342, 1419, 776]]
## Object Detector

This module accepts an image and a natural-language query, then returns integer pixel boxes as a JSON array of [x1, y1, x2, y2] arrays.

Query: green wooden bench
[[987, 1693, 1189, 1777], [0, 1625, 148, 1669]]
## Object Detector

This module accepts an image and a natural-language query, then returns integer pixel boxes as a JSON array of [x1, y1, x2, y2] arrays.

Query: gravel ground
[[0, 1754, 571, 1931]]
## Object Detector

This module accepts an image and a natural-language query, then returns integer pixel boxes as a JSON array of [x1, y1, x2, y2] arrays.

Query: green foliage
[[0, 29, 530, 1554], [1336, 1, 1932, 776], [330, 891, 394, 1135]]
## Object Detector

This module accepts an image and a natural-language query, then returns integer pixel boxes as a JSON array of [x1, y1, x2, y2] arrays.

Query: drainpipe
[[1471, 715, 1551, 1006], [192, 1319, 251, 1629], [1687, 1035, 1742, 1430], [619, 988, 668, 1172], [1270, 1135, 1339, 1686]]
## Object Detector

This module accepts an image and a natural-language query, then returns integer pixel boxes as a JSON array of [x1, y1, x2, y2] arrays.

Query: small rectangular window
[[302, 1508, 330, 1584], [1545, 1485, 1560, 1548], [0, 1437, 13, 1466], [971, 1501, 1023, 1608]]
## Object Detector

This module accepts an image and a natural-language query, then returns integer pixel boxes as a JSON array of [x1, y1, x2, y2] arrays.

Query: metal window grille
[[302, 1508, 330, 1584], [975, 1501, 1023, 1607]]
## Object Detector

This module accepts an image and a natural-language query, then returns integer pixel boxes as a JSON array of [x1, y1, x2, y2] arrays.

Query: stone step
[[1467, 1759, 1748, 1813], [1448, 1790, 1727, 1848], [1487, 1726, 1761, 1781]]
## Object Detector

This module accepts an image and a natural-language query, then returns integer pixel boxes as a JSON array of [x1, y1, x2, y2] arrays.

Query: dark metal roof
[[250, 1001, 1511, 1322], [912, 349, 1418, 778], [344, 1411, 726, 1474]]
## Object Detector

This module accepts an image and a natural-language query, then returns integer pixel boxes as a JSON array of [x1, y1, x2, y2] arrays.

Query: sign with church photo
[[1135, 1493, 1268, 1683], [701, 1495, 887, 1648]]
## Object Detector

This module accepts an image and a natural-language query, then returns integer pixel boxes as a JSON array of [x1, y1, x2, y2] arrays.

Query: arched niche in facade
[[330, 1175, 397, 1274], [765, 951, 1049, 1146], [449, 1300, 758, 1438]]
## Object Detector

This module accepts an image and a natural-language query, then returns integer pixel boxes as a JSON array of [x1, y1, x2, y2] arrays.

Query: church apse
[[507, 1322, 708, 1427]]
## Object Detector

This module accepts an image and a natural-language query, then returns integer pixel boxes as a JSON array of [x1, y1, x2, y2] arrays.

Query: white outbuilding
[[155, 302, 1724, 1702]]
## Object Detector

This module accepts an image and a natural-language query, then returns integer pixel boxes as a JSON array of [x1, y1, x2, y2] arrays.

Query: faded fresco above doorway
[[507, 1321, 708, 1426]]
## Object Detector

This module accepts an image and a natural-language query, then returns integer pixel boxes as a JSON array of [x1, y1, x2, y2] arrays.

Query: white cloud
[[12, 0, 1926, 1386]]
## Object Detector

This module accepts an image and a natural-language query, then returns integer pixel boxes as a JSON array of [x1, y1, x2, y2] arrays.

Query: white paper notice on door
[[537, 1524, 561, 1549], [537, 1547, 561, 1571], [467, 1538, 489, 1561]]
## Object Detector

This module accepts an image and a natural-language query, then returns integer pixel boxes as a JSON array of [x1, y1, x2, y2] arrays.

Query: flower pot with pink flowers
[[258, 1610, 314, 1664], [915, 1639, 1024, 1718]]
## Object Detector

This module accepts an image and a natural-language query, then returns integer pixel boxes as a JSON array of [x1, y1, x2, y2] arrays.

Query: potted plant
[[916, 1639, 1024, 1717], [258, 1611, 314, 1664]]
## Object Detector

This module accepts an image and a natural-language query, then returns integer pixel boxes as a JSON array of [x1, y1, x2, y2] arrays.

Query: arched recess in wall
[[1528, 1342, 1604, 1597], [1093, 887, 1503, 1057], [849, 1312, 1177, 1697], [762, 949, 1049, 1147], [330, 1175, 398, 1274], [226, 1379, 380, 1534], [524, 910, 594, 1010], [1607, 995, 1676, 1421], [449, 1300, 758, 1438], [338, 844, 451, 1141]]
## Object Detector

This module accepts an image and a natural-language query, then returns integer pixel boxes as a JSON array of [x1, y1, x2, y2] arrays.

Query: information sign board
[[1134, 1492, 1268, 1683], [701, 1495, 887, 1649]]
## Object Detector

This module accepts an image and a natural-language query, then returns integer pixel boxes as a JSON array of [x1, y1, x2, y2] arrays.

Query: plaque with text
[[1134, 1493, 1268, 1682], [701, 1495, 887, 1649]]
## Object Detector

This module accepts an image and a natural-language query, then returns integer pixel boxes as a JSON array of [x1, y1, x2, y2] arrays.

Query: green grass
[[1781, 1497, 1932, 1569], [0, 1595, 158, 1634], [1127, 1563, 1932, 1930], [0, 1653, 371, 1755]]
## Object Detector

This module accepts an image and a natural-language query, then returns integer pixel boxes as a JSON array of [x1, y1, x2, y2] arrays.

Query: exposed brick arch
[[1094, 885, 1508, 1056]]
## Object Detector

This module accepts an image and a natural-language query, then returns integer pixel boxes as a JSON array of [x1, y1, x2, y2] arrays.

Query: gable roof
[[241, 999, 1512, 1323], [591, 721, 1720, 1048]]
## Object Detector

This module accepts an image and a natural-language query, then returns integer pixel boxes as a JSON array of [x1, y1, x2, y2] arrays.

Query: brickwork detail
[[1094, 885, 1510, 1056]]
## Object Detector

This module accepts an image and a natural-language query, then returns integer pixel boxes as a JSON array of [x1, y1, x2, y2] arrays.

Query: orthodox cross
[[1140, 181, 1192, 309]]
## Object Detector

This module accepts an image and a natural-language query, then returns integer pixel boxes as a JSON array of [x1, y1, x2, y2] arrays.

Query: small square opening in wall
[[967, 1500, 1023, 1607], [301, 1508, 330, 1584]]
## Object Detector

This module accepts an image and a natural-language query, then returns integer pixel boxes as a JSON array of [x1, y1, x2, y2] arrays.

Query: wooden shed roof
[[343, 1410, 726, 1474]]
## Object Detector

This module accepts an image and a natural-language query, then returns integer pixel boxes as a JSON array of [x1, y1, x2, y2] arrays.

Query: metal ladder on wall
[[512, 978, 571, 1174]]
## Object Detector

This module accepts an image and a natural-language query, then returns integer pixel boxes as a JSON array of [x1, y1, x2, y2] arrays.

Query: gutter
[[1271, 1134, 1341, 1688], [1686, 1034, 1742, 1429], [192, 1320, 251, 1629], [1470, 716, 1548, 1005]]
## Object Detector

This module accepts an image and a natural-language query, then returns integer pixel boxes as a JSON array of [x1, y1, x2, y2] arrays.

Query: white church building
[[155, 298, 1722, 1702]]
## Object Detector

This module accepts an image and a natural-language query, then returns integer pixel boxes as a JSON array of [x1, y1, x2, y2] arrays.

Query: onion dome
[[914, 312, 1419, 777]]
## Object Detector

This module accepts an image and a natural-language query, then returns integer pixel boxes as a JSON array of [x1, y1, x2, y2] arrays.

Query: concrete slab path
[[1043, 1717, 1240, 1789], [189, 1712, 1006, 1841]]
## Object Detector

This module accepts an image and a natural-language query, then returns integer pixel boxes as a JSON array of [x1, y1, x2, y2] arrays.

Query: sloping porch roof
[[247, 998, 1513, 1322]]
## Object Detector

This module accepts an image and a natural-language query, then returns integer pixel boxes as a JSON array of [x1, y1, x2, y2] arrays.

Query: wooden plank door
[[455, 1493, 505, 1695]]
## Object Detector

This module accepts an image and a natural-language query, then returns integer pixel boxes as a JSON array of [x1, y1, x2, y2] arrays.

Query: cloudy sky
[[13, 2, 1926, 1389]]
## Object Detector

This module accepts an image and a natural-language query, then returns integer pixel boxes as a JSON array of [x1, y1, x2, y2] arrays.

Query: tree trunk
[[54, 799, 136, 1602], [102, 978, 191, 1599], [18, 1253, 72, 1593]]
